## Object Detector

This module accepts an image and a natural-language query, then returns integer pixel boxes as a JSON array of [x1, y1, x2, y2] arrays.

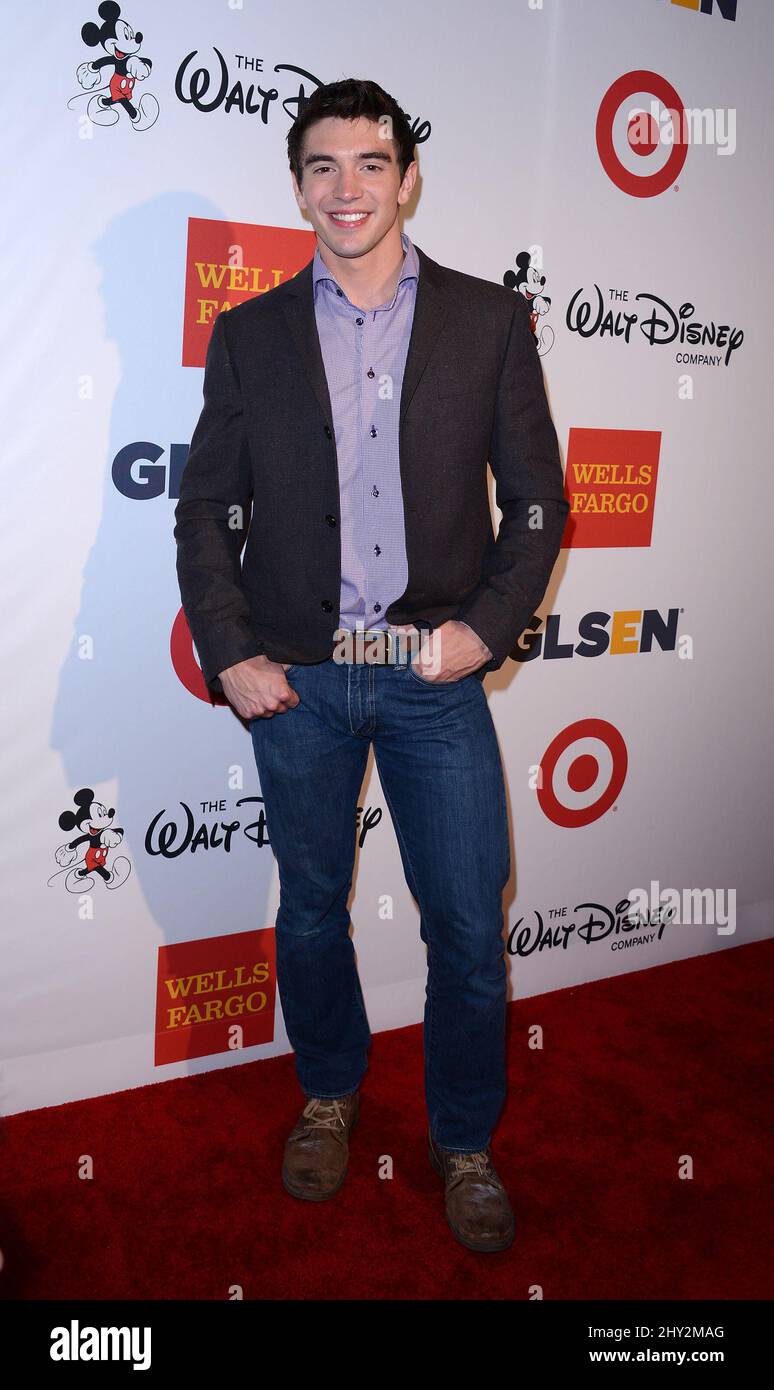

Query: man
[[174, 77, 569, 1254]]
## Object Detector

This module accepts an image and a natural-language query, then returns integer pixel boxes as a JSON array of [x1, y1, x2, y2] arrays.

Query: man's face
[[291, 115, 416, 260]]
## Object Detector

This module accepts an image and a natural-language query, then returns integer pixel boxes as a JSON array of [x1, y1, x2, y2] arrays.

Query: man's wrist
[[218, 652, 269, 681], [456, 620, 493, 662]]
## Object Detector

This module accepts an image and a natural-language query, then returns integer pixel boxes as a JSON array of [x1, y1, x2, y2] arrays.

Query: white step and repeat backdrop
[[2, 0, 772, 1114]]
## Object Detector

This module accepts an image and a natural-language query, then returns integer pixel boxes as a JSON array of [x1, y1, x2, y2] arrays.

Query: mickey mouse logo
[[503, 251, 554, 357], [68, 2, 159, 131], [48, 788, 132, 893]]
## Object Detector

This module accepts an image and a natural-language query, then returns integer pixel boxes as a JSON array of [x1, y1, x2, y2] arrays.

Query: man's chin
[[315, 216, 388, 258]]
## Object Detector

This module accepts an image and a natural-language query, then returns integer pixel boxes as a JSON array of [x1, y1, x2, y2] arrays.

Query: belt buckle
[[358, 628, 391, 664], [361, 627, 395, 665]]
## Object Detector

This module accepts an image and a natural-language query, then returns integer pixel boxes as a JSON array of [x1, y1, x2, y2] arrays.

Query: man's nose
[[334, 173, 362, 199]]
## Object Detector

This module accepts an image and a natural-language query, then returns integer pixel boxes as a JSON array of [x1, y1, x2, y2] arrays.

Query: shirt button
[[372, 485, 379, 497], [367, 368, 375, 378], [325, 514, 337, 527], [321, 599, 333, 612], [370, 426, 377, 437], [355, 317, 364, 326], [336, 288, 343, 296], [374, 544, 381, 555], [373, 602, 382, 612]]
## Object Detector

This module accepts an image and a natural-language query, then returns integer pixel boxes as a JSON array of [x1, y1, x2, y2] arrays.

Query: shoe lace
[[450, 1149, 494, 1178], [301, 1097, 349, 1131]]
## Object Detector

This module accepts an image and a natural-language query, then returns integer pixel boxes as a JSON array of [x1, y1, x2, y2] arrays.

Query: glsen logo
[[50, 1320, 150, 1369], [516, 607, 680, 661], [183, 219, 316, 366], [112, 440, 188, 499], [562, 429, 660, 548], [669, 0, 737, 20], [155, 929, 277, 1065], [537, 719, 628, 828]]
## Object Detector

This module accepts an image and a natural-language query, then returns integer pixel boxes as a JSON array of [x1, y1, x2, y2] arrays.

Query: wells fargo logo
[[562, 428, 661, 548], [182, 218, 315, 366], [155, 928, 276, 1065]]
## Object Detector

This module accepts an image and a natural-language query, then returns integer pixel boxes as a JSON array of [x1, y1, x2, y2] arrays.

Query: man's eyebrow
[[302, 149, 394, 167]]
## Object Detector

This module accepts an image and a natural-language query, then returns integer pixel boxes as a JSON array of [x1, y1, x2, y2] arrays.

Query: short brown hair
[[287, 77, 416, 186]]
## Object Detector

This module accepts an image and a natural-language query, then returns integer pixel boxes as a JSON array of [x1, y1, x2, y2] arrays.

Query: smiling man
[[174, 77, 568, 1254]]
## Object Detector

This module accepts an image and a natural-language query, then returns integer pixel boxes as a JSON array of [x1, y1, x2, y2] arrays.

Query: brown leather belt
[[342, 624, 426, 665]]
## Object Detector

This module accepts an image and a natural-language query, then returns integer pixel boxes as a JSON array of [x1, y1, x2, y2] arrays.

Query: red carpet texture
[[1, 939, 771, 1300]]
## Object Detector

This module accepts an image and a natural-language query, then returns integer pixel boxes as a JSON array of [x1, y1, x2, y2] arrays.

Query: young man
[[174, 78, 568, 1254]]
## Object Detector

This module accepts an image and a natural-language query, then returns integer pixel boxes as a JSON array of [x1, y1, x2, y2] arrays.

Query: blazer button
[[325, 514, 337, 526], [321, 599, 333, 612], [324, 425, 332, 438]]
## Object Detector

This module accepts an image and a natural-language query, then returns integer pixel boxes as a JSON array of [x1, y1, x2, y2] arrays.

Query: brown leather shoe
[[281, 1092, 360, 1201], [428, 1130, 515, 1252]]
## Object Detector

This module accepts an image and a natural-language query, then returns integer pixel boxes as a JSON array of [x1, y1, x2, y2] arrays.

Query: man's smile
[[326, 211, 372, 228]]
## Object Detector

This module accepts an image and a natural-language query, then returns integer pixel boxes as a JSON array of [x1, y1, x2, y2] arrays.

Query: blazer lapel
[[398, 245, 449, 424], [281, 260, 333, 426], [280, 242, 449, 428]]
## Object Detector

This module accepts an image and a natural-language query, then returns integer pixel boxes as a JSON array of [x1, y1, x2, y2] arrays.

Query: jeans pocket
[[408, 660, 467, 688]]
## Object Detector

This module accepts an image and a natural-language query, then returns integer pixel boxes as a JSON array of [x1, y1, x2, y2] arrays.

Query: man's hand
[[218, 654, 300, 719], [410, 620, 493, 682]]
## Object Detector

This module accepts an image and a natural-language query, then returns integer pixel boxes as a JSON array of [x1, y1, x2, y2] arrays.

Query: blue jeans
[[249, 654, 511, 1152]]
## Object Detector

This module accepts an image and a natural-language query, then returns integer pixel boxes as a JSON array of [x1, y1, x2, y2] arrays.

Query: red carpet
[[1, 940, 771, 1300]]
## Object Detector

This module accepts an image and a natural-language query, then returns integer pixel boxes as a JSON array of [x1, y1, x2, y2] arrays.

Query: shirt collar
[[312, 230, 419, 300]]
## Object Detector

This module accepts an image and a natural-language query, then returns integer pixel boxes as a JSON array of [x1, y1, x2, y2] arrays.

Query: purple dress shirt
[[312, 230, 490, 661], [312, 230, 418, 636]]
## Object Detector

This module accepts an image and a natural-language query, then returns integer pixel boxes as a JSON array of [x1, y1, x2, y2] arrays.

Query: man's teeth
[[330, 212, 369, 221]]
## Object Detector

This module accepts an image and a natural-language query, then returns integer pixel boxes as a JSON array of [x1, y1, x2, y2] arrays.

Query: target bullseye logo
[[170, 608, 227, 704], [538, 719, 628, 827], [597, 70, 688, 197]]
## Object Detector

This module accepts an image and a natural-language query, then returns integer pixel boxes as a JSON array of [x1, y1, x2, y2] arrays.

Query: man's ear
[[398, 158, 418, 207]]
